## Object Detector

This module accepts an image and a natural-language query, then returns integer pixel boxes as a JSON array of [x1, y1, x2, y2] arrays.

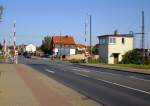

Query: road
[[18, 56, 150, 106]]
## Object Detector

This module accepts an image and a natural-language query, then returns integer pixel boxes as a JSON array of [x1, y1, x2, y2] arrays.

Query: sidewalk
[[80, 64, 150, 75], [0, 64, 101, 106]]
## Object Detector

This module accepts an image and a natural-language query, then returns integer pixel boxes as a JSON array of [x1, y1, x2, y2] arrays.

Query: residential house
[[76, 44, 86, 53], [52, 35, 76, 57], [24, 44, 36, 53], [98, 31, 134, 64]]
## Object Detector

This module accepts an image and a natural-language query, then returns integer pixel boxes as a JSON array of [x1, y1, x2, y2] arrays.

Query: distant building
[[52, 35, 76, 57], [25, 44, 36, 53], [98, 31, 134, 64], [76, 44, 86, 53]]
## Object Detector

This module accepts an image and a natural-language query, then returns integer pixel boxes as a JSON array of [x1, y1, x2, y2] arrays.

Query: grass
[[0, 55, 4, 62], [82, 61, 150, 70]]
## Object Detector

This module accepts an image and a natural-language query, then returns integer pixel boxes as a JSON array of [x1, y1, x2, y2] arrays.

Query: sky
[[0, 0, 150, 48]]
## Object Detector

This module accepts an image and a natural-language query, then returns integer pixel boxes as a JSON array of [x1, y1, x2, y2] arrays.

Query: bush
[[88, 59, 100, 64], [121, 49, 142, 64], [69, 59, 86, 63]]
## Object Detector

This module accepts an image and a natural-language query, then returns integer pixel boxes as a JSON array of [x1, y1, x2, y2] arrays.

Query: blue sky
[[0, 0, 150, 48]]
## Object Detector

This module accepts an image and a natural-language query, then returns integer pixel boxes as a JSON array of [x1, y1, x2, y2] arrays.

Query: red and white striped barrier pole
[[12, 20, 18, 64]]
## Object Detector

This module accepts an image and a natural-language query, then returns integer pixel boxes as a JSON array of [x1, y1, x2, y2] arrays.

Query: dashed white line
[[72, 68, 90, 73], [75, 73, 90, 78], [45, 69, 55, 74], [75, 73, 150, 95]]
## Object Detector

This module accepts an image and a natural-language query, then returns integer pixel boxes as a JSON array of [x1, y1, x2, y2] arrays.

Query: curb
[[77, 64, 150, 75]]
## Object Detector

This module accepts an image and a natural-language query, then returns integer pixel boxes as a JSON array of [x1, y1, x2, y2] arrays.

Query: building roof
[[98, 34, 134, 38], [52, 35, 75, 45], [76, 44, 86, 49], [98, 31, 134, 38]]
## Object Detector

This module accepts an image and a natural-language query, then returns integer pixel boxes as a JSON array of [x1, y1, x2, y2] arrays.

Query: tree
[[40, 36, 53, 54], [92, 47, 99, 55], [121, 49, 142, 64], [0, 43, 2, 50]]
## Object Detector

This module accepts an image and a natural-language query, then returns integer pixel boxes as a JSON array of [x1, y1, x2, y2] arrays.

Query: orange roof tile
[[52, 35, 75, 45], [76, 44, 86, 48]]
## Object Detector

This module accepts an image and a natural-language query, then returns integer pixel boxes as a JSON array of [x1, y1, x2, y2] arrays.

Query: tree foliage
[[121, 49, 142, 64], [40, 36, 52, 54], [0, 43, 2, 50]]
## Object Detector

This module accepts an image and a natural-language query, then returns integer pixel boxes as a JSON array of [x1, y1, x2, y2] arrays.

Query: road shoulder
[[18, 64, 102, 106]]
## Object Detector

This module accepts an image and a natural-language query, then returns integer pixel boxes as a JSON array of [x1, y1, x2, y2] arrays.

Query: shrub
[[88, 58, 100, 64], [69, 59, 86, 63], [121, 49, 142, 64]]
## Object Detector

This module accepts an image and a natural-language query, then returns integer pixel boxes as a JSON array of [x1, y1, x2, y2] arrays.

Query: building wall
[[108, 37, 133, 64], [99, 45, 108, 63], [25, 44, 36, 53]]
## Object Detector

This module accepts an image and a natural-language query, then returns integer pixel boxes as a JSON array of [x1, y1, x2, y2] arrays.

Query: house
[[24, 44, 36, 53], [98, 31, 134, 64], [76, 44, 86, 53], [52, 35, 76, 57]]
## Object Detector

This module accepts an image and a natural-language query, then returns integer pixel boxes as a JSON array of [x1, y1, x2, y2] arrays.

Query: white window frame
[[109, 37, 116, 44]]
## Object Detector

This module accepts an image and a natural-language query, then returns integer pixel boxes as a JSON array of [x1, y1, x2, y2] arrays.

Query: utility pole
[[89, 15, 92, 55], [141, 11, 145, 64], [84, 22, 87, 45], [0, 5, 3, 22], [60, 32, 62, 60], [130, 11, 145, 64]]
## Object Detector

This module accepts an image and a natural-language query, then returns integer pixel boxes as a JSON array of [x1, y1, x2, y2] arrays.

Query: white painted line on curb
[[75, 73, 150, 95], [45, 69, 55, 74]]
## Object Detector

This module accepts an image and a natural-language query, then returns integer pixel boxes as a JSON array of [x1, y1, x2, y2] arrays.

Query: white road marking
[[45, 69, 55, 74], [129, 76, 150, 82], [72, 68, 90, 72], [75, 73, 150, 95], [75, 73, 90, 78], [72, 66, 121, 76]]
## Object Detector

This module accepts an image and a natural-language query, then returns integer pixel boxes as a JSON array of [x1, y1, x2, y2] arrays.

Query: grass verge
[[107, 64, 150, 69]]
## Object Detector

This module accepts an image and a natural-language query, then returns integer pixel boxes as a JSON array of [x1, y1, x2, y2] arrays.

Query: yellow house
[[98, 31, 134, 64]]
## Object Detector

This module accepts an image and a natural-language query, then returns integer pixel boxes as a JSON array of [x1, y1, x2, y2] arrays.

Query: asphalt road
[[18, 56, 150, 106]]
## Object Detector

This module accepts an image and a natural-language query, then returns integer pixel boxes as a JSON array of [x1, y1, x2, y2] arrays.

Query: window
[[122, 38, 125, 44], [109, 38, 116, 44], [99, 38, 108, 45]]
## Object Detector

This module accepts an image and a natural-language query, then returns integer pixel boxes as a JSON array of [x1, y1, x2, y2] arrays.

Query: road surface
[[18, 56, 150, 106]]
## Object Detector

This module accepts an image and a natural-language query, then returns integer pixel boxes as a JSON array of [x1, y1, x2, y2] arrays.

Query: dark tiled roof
[[98, 34, 134, 38]]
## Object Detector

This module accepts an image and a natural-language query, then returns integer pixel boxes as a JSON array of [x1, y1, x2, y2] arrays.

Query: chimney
[[114, 30, 119, 36], [65, 35, 69, 38]]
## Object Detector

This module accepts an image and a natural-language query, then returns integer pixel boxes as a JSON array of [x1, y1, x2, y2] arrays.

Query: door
[[114, 54, 119, 64]]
